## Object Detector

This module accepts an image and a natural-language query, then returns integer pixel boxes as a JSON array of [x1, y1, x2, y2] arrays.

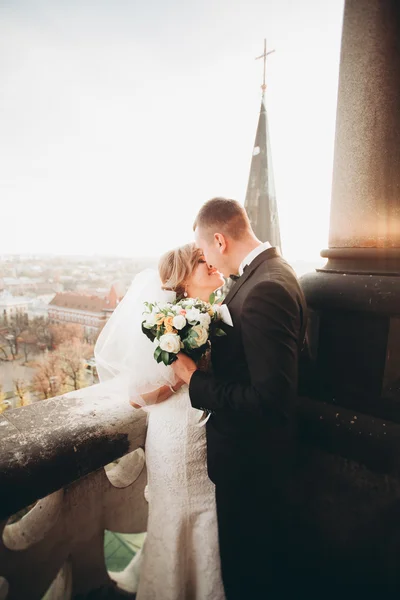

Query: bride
[[95, 243, 226, 600]]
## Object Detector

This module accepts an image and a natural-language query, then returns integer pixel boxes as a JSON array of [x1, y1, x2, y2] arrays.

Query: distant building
[[34, 281, 63, 294], [0, 291, 33, 323], [27, 295, 55, 320], [48, 284, 124, 333], [0, 277, 62, 296], [0, 277, 37, 295]]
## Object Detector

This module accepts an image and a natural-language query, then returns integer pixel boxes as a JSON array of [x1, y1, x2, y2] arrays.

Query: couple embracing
[[95, 197, 307, 599]]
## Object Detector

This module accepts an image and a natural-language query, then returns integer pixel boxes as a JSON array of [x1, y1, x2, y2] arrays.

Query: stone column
[[326, 0, 400, 271], [291, 1, 400, 586], [301, 0, 400, 417]]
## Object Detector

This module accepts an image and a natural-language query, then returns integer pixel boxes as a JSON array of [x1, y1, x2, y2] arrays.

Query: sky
[[0, 0, 344, 262]]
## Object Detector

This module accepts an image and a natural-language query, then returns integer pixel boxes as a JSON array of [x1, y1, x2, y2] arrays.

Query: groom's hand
[[172, 353, 197, 384]]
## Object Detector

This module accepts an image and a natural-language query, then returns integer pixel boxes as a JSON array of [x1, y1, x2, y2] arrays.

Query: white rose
[[153, 337, 160, 347], [157, 302, 169, 311], [198, 312, 211, 328], [159, 333, 181, 354], [191, 325, 208, 347], [185, 307, 201, 324], [144, 312, 157, 327], [172, 314, 187, 330]]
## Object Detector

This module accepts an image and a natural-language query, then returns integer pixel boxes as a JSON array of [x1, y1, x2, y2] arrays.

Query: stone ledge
[[300, 270, 400, 314], [0, 380, 147, 520], [3, 384, 400, 522]]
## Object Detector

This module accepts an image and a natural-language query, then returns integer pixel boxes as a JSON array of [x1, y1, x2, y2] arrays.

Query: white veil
[[94, 269, 178, 408]]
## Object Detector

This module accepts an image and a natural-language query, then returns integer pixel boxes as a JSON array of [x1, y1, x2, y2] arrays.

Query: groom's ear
[[214, 233, 227, 253]]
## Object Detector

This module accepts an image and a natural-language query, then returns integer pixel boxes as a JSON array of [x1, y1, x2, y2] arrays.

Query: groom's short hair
[[193, 197, 252, 240]]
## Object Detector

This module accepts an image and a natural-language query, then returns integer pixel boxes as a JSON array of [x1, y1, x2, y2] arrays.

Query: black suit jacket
[[189, 247, 308, 484]]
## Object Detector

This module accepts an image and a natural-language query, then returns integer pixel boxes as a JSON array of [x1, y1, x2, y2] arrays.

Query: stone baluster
[[0, 382, 148, 599]]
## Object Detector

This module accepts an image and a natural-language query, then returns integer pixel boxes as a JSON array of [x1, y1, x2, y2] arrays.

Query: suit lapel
[[223, 247, 280, 306]]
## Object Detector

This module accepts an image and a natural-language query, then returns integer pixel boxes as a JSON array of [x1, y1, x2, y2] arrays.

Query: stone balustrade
[[4, 374, 400, 592], [0, 379, 148, 599]]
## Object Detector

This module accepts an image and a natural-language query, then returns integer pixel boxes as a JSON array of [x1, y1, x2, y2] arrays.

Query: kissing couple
[[95, 197, 307, 599]]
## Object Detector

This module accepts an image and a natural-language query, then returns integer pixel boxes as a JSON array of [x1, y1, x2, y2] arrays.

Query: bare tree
[[0, 330, 17, 360], [29, 332, 95, 400], [56, 340, 93, 391], [31, 353, 65, 400], [13, 379, 31, 407], [18, 330, 38, 363], [0, 312, 29, 360], [83, 327, 100, 345], [30, 317, 53, 351], [0, 341, 8, 362], [0, 385, 9, 414], [7, 313, 28, 356], [49, 323, 84, 348]]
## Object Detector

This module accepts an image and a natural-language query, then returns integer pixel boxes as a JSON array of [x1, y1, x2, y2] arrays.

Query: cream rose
[[172, 314, 187, 330], [198, 312, 211, 328], [159, 333, 181, 354], [191, 325, 208, 347]]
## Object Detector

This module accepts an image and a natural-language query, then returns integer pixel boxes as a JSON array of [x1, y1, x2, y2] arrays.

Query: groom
[[172, 197, 307, 598]]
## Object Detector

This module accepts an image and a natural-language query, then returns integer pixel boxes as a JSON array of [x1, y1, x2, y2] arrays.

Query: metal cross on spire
[[255, 39, 275, 95]]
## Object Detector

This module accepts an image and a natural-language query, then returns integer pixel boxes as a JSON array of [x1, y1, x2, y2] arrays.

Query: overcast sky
[[0, 0, 344, 261]]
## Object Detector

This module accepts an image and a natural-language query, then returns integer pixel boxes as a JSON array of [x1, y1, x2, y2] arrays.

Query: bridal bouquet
[[142, 295, 226, 366]]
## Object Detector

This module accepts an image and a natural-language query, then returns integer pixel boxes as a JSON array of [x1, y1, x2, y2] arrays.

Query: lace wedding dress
[[94, 270, 225, 600], [136, 385, 225, 600]]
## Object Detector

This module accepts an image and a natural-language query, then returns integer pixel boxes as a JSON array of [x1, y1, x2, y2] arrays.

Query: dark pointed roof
[[244, 96, 281, 249]]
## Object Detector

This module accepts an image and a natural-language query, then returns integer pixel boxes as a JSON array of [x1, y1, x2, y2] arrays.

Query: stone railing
[[0, 379, 148, 600], [4, 377, 400, 593]]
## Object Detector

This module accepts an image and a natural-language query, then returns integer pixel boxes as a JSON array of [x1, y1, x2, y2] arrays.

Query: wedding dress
[[95, 270, 225, 600], [136, 385, 225, 600]]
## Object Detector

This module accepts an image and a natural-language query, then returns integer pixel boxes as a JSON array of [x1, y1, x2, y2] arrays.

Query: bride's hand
[[130, 399, 143, 409], [151, 378, 185, 404], [129, 378, 185, 409], [171, 378, 185, 392]]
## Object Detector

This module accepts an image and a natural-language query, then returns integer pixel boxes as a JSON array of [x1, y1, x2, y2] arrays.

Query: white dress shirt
[[238, 241, 271, 276]]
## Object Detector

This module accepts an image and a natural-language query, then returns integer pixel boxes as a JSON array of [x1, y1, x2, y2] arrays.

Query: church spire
[[244, 39, 282, 250]]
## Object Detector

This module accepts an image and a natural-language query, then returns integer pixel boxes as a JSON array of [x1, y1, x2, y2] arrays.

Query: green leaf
[[142, 324, 155, 341], [154, 346, 162, 360], [161, 351, 170, 366], [215, 328, 227, 337], [209, 292, 216, 305]]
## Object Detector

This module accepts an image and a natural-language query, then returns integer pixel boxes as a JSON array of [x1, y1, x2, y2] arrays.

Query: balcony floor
[[104, 532, 145, 573]]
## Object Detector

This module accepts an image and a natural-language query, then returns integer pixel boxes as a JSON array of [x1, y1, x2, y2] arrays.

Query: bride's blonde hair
[[159, 243, 203, 299]]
